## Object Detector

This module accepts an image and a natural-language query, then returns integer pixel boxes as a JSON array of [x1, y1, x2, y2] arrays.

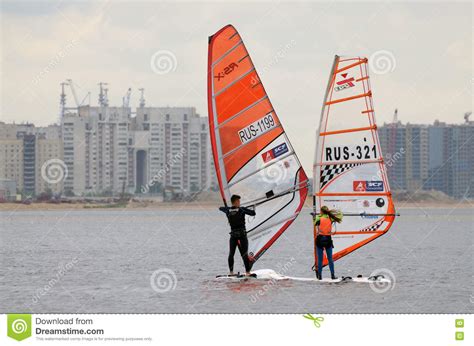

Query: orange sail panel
[[208, 25, 308, 263], [313, 56, 396, 267]]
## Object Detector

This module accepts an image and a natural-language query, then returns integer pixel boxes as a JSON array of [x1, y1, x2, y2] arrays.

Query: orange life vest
[[318, 217, 333, 236]]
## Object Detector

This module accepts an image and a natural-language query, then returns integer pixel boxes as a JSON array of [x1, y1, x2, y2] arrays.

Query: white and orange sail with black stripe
[[208, 25, 308, 263], [313, 55, 397, 268]]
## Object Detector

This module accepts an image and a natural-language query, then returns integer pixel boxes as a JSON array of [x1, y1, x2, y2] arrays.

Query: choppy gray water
[[1, 207, 473, 313]]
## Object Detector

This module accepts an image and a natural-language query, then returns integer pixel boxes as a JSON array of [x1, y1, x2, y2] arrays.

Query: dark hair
[[321, 206, 342, 223], [230, 195, 241, 203]]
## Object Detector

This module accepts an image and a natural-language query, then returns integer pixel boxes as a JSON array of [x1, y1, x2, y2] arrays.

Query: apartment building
[[379, 119, 474, 198], [61, 106, 213, 196], [0, 122, 63, 195]]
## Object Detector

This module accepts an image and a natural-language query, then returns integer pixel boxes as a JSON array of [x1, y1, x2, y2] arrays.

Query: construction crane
[[122, 88, 132, 107], [464, 112, 472, 123], [103, 87, 109, 107], [66, 79, 90, 107], [138, 88, 146, 108], [78, 90, 91, 107], [66, 79, 80, 106], [59, 82, 67, 116], [98, 82, 109, 107], [388, 109, 398, 156]]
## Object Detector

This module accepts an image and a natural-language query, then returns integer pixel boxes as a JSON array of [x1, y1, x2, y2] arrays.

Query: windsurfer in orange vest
[[313, 206, 343, 280]]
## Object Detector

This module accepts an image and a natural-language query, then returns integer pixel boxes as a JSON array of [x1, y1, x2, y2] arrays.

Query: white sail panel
[[314, 56, 396, 266]]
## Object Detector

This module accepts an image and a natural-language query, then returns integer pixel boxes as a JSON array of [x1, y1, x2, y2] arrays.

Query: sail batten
[[208, 25, 308, 263], [313, 55, 396, 268]]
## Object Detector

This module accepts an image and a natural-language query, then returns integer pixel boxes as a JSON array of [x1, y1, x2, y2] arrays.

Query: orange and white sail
[[208, 25, 308, 263], [313, 55, 396, 267]]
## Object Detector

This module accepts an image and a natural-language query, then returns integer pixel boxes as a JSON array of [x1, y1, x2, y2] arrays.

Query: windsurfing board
[[215, 269, 390, 284]]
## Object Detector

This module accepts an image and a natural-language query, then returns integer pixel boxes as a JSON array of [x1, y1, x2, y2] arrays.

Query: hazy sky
[[1, 0, 472, 171]]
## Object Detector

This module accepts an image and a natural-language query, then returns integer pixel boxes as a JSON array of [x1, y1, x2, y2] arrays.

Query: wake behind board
[[215, 269, 390, 284]]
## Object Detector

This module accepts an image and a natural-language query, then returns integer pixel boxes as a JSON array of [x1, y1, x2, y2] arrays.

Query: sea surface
[[1, 206, 473, 313]]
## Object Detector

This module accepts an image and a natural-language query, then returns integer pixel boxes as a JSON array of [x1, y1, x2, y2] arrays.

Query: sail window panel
[[322, 96, 374, 133]]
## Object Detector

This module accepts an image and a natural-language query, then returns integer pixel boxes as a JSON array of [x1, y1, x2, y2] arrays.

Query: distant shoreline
[[0, 200, 471, 211]]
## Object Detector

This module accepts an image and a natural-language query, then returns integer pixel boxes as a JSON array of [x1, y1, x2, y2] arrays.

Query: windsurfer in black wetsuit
[[219, 194, 256, 276]]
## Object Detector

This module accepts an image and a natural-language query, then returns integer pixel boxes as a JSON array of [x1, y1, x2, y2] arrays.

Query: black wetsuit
[[219, 206, 256, 273]]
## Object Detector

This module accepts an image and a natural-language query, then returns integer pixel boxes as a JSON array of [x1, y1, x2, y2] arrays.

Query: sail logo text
[[325, 144, 377, 161], [334, 73, 355, 92], [214, 62, 239, 81], [238, 113, 276, 144], [353, 181, 384, 192], [262, 143, 289, 163]]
